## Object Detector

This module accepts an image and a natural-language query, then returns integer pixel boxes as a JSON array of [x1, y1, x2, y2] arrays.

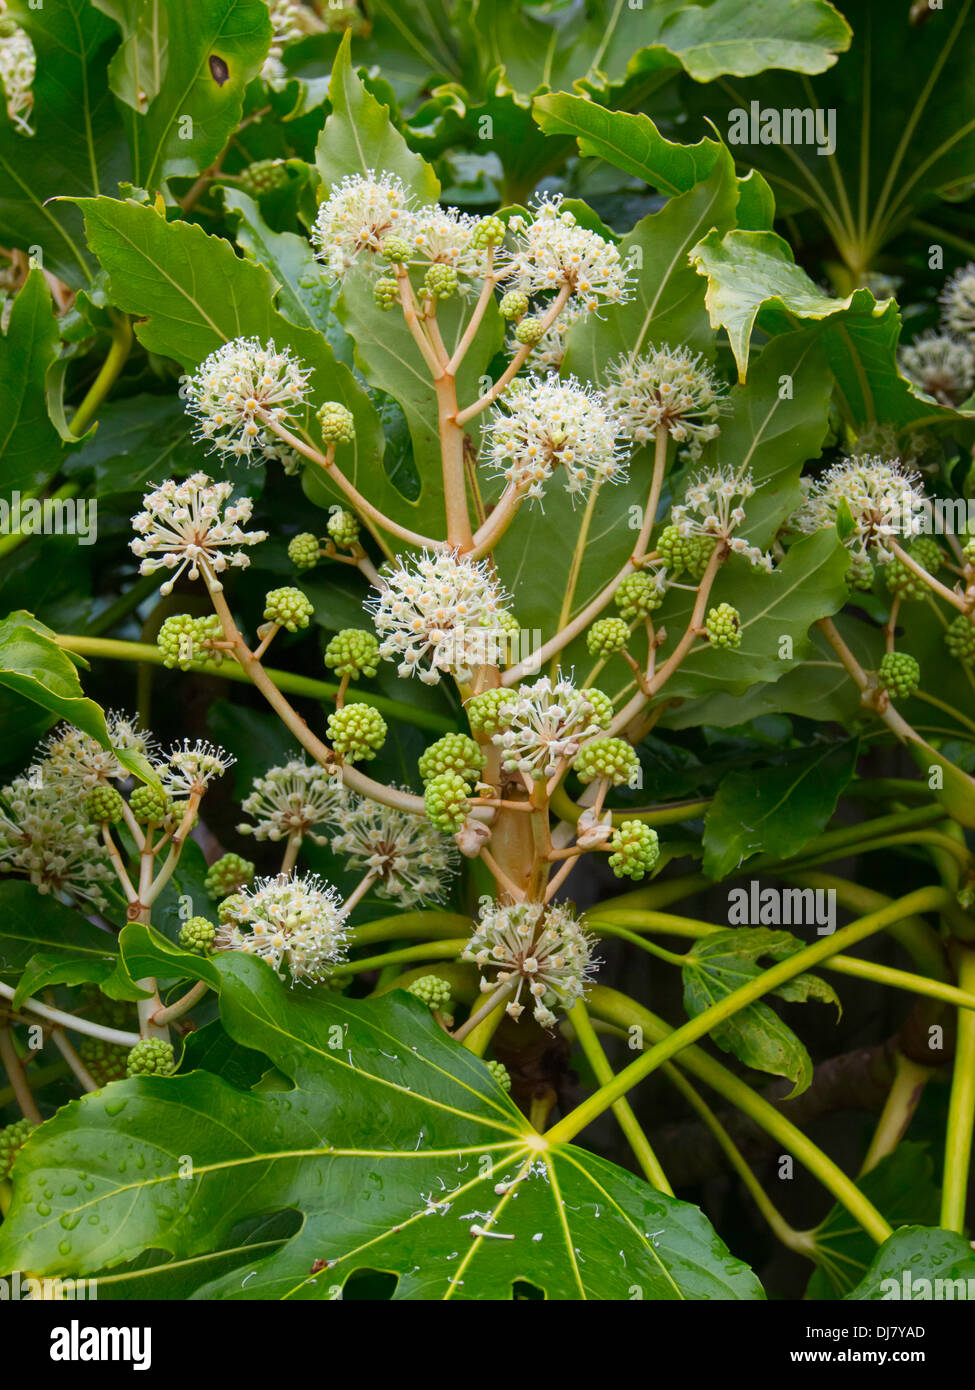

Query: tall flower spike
[[792, 455, 927, 563], [214, 872, 349, 985], [483, 374, 629, 504], [367, 549, 510, 684], [670, 466, 773, 572], [0, 17, 35, 132], [237, 758, 348, 844], [161, 740, 234, 797], [939, 263, 975, 341], [0, 775, 114, 910], [130, 473, 267, 595], [329, 794, 459, 907], [311, 171, 417, 277], [605, 346, 727, 457], [184, 338, 311, 463], [491, 673, 611, 779], [898, 331, 975, 406], [39, 712, 155, 793], [463, 901, 598, 1027], [510, 195, 633, 314]]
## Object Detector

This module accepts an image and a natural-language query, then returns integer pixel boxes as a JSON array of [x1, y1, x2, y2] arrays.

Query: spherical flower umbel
[[161, 740, 234, 797], [327, 704, 387, 762], [264, 586, 314, 632], [940, 263, 975, 340], [608, 821, 660, 881], [463, 901, 598, 1027], [571, 736, 639, 787], [491, 674, 612, 780], [509, 195, 633, 314], [670, 466, 774, 572], [214, 872, 350, 984], [483, 375, 629, 504], [0, 774, 113, 910], [792, 455, 927, 563], [898, 331, 975, 406], [205, 852, 255, 899], [40, 711, 155, 793], [238, 758, 347, 844], [323, 628, 380, 679], [367, 549, 510, 684], [878, 651, 921, 702], [329, 794, 459, 906], [0, 17, 35, 133], [605, 346, 726, 457], [311, 171, 417, 277], [184, 338, 311, 463], [407, 204, 494, 287], [130, 473, 267, 596]]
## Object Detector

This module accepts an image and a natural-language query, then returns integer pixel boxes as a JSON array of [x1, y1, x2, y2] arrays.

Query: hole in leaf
[[209, 54, 230, 85], [512, 1279, 545, 1300], [342, 1268, 397, 1300]]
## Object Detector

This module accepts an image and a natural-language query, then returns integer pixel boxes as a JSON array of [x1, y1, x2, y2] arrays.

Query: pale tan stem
[[543, 853, 585, 903], [0, 984, 140, 1047], [0, 1023, 41, 1122], [279, 831, 303, 876], [435, 374, 475, 550], [479, 847, 527, 901], [49, 1025, 98, 1093], [118, 798, 145, 852], [394, 268, 444, 376], [252, 623, 280, 662], [447, 257, 498, 374], [151, 981, 209, 1027], [101, 824, 138, 902], [342, 870, 380, 916], [889, 539, 972, 614], [885, 596, 901, 655], [452, 979, 517, 1043], [455, 284, 573, 426], [144, 793, 202, 906], [468, 481, 529, 559]]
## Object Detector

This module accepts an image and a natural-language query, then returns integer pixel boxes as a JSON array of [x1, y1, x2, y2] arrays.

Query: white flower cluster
[[130, 473, 267, 596], [509, 195, 632, 314], [0, 18, 35, 133], [215, 872, 349, 984], [161, 740, 235, 797], [311, 171, 415, 276], [463, 901, 597, 1027], [367, 549, 510, 684], [261, 0, 320, 86], [41, 712, 155, 794], [899, 331, 975, 407], [492, 673, 610, 780], [237, 758, 347, 844], [483, 374, 628, 503], [406, 204, 493, 284], [605, 346, 726, 457], [329, 796, 459, 907], [184, 338, 311, 463], [939, 263, 975, 341], [0, 774, 113, 910], [792, 454, 927, 561], [672, 466, 774, 571]]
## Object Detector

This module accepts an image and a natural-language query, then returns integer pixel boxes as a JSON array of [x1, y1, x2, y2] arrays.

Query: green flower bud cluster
[[288, 532, 322, 570], [466, 687, 518, 736], [126, 1038, 177, 1078], [498, 290, 529, 321], [964, 536, 975, 564], [218, 892, 247, 923], [418, 733, 485, 785], [178, 916, 217, 955], [945, 615, 975, 667], [407, 974, 452, 1009], [157, 613, 225, 671], [883, 538, 943, 601], [324, 628, 380, 679], [514, 316, 544, 345], [78, 1036, 129, 1087], [615, 571, 664, 620], [381, 237, 411, 264], [0, 1117, 36, 1178], [657, 525, 715, 579], [471, 216, 505, 249], [326, 509, 360, 548], [608, 821, 660, 881], [423, 264, 458, 299], [572, 737, 639, 787], [487, 1059, 511, 1092], [423, 771, 469, 834], [705, 603, 742, 650], [845, 554, 875, 592], [877, 651, 920, 701], [129, 784, 171, 824], [86, 785, 125, 825], [264, 586, 314, 632], [205, 853, 255, 899], [586, 617, 630, 658], [317, 401, 356, 444], [236, 159, 288, 196], [327, 703, 387, 761], [374, 276, 400, 309]]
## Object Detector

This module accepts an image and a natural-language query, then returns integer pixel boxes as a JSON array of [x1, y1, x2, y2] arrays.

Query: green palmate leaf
[[807, 1145, 940, 1299], [0, 881, 140, 1003], [681, 928, 840, 1095], [92, 0, 170, 111], [0, 269, 63, 493], [847, 1226, 975, 1301], [702, 739, 859, 879], [0, 611, 110, 745], [0, 953, 765, 1301], [65, 394, 198, 495]]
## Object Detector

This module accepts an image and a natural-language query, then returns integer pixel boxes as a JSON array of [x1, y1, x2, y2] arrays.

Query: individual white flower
[[898, 331, 975, 406], [130, 473, 267, 595], [329, 794, 459, 907], [792, 454, 927, 562], [605, 346, 727, 457], [671, 465, 774, 572], [311, 171, 417, 277], [161, 740, 234, 797], [505, 303, 584, 373], [509, 195, 633, 314], [407, 205, 493, 285], [462, 900, 597, 1026], [215, 872, 349, 984], [483, 374, 629, 504], [0, 776, 113, 910], [39, 713, 155, 793], [491, 673, 610, 780], [237, 758, 348, 843], [0, 18, 35, 134], [367, 549, 510, 684], [940, 263, 975, 340], [184, 337, 311, 462]]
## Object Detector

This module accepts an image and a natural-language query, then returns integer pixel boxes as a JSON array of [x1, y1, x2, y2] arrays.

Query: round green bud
[[288, 532, 322, 571], [407, 974, 452, 1009], [615, 571, 664, 620], [205, 853, 255, 900], [264, 585, 314, 632], [495, 609, 520, 635], [586, 617, 630, 659], [945, 615, 975, 667], [178, 916, 217, 955], [487, 1059, 511, 1092], [129, 784, 171, 824], [882, 540, 941, 600], [499, 290, 529, 321], [878, 651, 920, 701], [423, 771, 469, 834], [324, 628, 380, 679], [686, 534, 718, 581], [572, 736, 640, 787], [656, 524, 691, 575], [327, 703, 387, 761], [964, 535, 975, 564], [326, 508, 360, 548], [126, 1038, 176, 1078], [466, 687, 518, 736], [423, 263, 458, 299], [0, 1117, 36, 1178], [217, 892, 248, 924], [77, 1036, 128, 1087], [470, 215, 505, 250], [317, 401, 356, 445], [373, 276, 400, 310], [705, 603, 742, 650], [608, 821, 660, 881], [86, 785, 125, 825], [514, 315, 545, 345], [157, 614, 197, 671], [381, 237, 411, 265], [418, 732, 486, 785], [237, 159, 288, 196], [846, 553, 875, 592], [911, 538, 943, 573], [586, 687, 614, 730]]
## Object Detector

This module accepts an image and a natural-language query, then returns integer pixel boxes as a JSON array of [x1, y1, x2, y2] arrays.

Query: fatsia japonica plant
[[2, 0, 975, 1308]]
